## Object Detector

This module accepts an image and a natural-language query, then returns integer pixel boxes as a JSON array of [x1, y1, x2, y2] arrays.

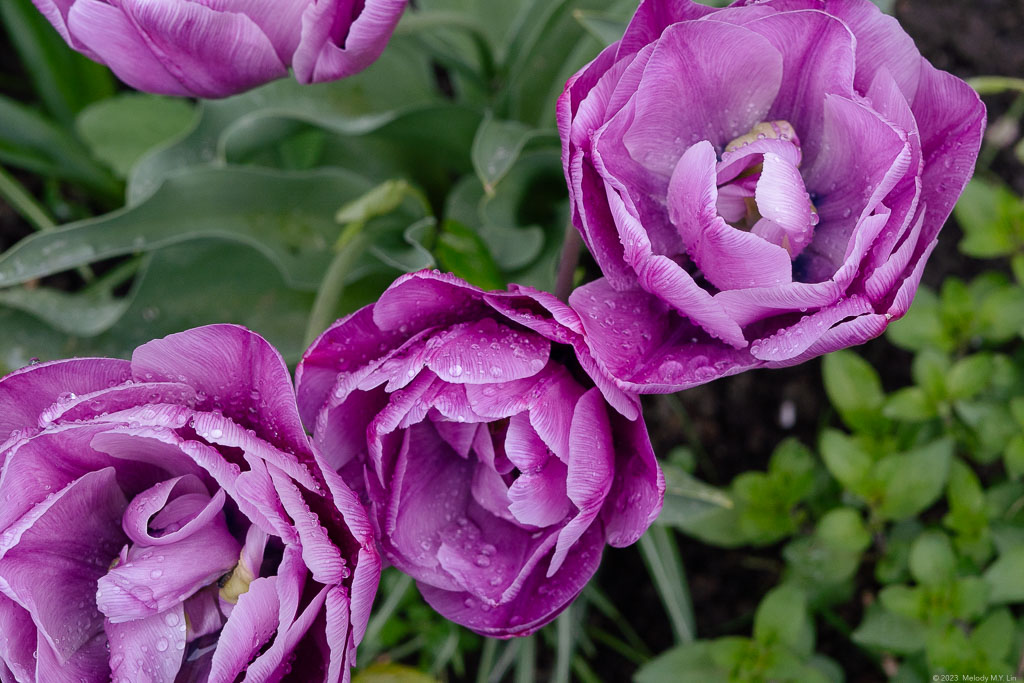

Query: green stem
[[554, 222, 582, 301], [639, 525, 696, 644], [553, 606, 573, 683], [475, 638, 498, 683], [0, 165, 55, 232], [969, 76, 1024, 95], [514, 635, 535, 683], [304, 221, 370, 347]]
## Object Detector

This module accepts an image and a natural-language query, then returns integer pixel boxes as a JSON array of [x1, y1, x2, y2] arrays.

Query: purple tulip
[[559, 0, 986, 393], [296, 270, 664, 637], [0, 325, 380, 682], [32, 0, 407, 97]]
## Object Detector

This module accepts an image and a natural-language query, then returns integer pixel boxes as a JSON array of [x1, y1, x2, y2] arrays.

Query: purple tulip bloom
[[0, 325, 380, 682], [32, 0, 407, 97], [296, 271, 664, 637], [559, 0, 986, 393]]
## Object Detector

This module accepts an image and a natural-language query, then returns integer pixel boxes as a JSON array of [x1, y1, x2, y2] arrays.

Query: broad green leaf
[[946, 354, 995, 400], [883, 387, 936, 421], [0, 306, 71, 375], [977, 284, 1024, 343], [354, 663, 440, 683], [822, 350, 886, 432], [0, 95, 118, 195], [875, 438, 954, 521], [954, 178, 1024, 258], [0, 0, 115, 125], [471, 113, 534, 193], [819, 429, 872, 495], [970, 608, 1014, 662], [817, 508, 871, 553], [657, 465, 735, 525], [908, 531, 956, 586], [768, 438, 817, 503], [1012, 253, 1024, 285], [887, 287, 952, 353], [76, 95, 196, 177], [911, 350, 951, 402], [0, 285, 129, 337], [851, 605, 926, 654], [634, 642, 725, 683], [0, 167, 426, 290], [753, 585, 812, 656], [127, 39, 443, 202], [434, 219, 506, 290], [984, 546, 1024, 603], [573, 8, 630, 45], [1005, 435, 1024, 480]]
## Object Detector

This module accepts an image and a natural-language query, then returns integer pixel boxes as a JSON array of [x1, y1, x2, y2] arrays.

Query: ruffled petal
[[623, 19, 783, 174], [293, 0, 407, 83], [132, 325, 310, 459], [0, 468, 126, 661], [106, 605, 186, 683]]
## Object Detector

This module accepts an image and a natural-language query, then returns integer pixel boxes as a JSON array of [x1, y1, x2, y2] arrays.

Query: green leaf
[[76, 95, 196, 178], [852, 604, 927, 654], [768, 438, 817, 503], [657, 465, 743, 546], [984, 546, 1024, 604], [908, 531, 956, 586], [335, 179, 423, 225], [954, 178, 1024, 258], [1012, 253, 1024, 285], [0, 95, 119, 195], [573, 8, 630, 45], [946, 354, 995, 400], [434, 219, 506, 290], [875, 438, 954, 521], [634, 642, 725, 683], [972, 608, 1015, 662], [911, 350, 951, 402], [753, 585, 812, 656], [0, 0, 115, 125], [883, 387, 937, 421], [817, 507, 871, 553], [819, 429, 872, 496], [887, 287, 953, 353], [354, 663, 440, 683], [822, 350, 886, 432], [0, 167, 428, 291], [1004, 435, 1024, 480], [471, 112, 535, 194], [0, 285, 129, 337], [977, 284, 1024, 343]]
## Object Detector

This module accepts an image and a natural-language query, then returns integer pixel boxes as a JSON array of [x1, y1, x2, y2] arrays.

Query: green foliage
[[635, 586, 839, 683]]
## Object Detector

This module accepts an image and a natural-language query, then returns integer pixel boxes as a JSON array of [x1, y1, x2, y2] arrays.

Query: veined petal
[[106, 605, 186, 683], [0, 468, 126, 661], [293, 0, 407, 83]]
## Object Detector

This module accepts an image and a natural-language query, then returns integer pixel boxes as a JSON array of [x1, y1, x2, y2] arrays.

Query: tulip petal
[[66, 0, 192, 95], [132, 325, 309, 459], [106, 605, 186, 683], [0, 358, 129, 446], [624, 20, 782, 173], [0, 468, 126, 661], [293, 0, 407, 83]]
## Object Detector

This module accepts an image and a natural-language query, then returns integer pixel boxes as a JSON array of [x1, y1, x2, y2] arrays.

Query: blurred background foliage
[[1, 0, 1024, 681]]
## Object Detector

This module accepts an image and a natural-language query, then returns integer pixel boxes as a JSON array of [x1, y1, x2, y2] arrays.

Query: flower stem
[[0, 165, 55, 232], [304, 220, 369, 347], [554, 221, 582, 301]]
